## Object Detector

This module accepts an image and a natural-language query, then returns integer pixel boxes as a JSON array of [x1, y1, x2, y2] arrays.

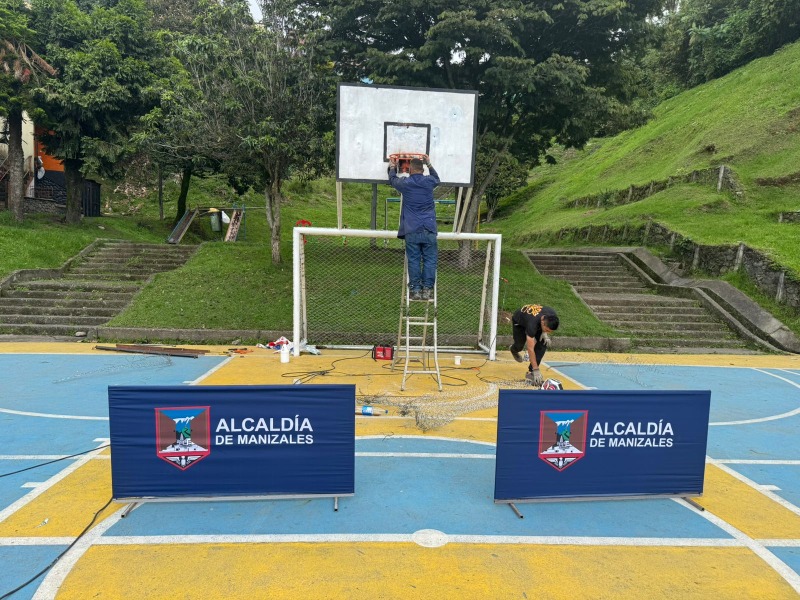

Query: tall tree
[[31, 0, 166, 223], [315, 0, 664, 232], [0, 0, 54, 222], [180, 0, 334, 263], [656, 0, 800, 89]]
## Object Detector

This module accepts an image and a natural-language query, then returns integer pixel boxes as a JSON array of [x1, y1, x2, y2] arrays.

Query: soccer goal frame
[[293, 227, 502, 359]]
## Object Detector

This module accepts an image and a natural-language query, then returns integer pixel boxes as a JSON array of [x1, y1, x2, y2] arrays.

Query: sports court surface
[[1, 342, 800, 599]]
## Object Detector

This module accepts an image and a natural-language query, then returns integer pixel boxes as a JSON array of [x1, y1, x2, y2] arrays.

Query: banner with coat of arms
[[109, 385, 355, 501], [494, 389, 711, 502]]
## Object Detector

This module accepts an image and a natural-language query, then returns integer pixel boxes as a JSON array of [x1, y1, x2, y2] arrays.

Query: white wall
[[0, 112, 36, 173]]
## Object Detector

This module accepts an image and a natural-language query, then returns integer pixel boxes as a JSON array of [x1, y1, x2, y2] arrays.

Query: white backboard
[[337, 83, 478, 186]]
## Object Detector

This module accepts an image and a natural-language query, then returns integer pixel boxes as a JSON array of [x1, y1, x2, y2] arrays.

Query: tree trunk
[[264, 180, 282, 264], [64, 158, 84, 224], [6, 110, 25, 223], [458, 151, 502, 268], [176, 166, 191, 222], [158, 164, 164, 221]]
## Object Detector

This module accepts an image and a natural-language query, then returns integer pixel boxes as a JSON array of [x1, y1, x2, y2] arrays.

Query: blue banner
[[109, 385, 355, 500], [494, 389, 710, 501]]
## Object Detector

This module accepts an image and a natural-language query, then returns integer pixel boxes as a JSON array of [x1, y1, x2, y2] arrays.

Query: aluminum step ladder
[[393, 258, 442, 391]]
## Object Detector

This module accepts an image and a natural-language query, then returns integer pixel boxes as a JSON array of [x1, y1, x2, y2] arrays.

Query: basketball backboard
[[336, 83, 478, 186]]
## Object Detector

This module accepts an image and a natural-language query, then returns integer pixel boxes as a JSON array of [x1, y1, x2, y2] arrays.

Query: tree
[[0, 0, 54, 222], [179, 0, 334, 263], [31, 0, 166, 223], [655, 0, 800, 90], [314, 0, 664, 232]]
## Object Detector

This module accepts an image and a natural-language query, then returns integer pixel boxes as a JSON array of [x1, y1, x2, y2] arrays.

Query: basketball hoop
[[389, 152, 426, 174]]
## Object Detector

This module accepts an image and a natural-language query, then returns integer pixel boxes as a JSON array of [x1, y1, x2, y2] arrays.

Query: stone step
[[0, 297, 129, 309], [618, 326, 735, 338], [0, 314, 109, 326], [528, 253, 621, 262], [0, 304, 119, 317], [582, 294, 699, 306], [607, 320, 730, 332], [592, 305, 709, 317], [550, 274, 645, 284], [76, 255, 186, 268], [597, 312, 717, 324], [631, 337, 747, 349], [13, 280, 139, 293], [2, 289, 135, 301], [60, 273, 152, 282], [532, 266, 627, 275], [573, 283, 649, 293], [64, 265, 177, 280]]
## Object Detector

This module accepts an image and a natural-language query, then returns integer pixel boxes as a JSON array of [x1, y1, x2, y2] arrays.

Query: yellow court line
[[57, 543, 797, 600]]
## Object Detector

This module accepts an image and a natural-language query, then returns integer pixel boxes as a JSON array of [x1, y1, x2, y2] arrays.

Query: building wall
[[0, 113, 36, 174]]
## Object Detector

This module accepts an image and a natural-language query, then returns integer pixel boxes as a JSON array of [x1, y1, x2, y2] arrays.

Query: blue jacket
[[389, 166, 440, 239]]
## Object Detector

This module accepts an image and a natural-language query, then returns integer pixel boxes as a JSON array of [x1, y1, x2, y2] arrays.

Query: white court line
[[0, 455, 109, 460], [711, 369, 800, 426], [0, 537, 76, 546], [716, 459, 800, 465], [674, 497, 800, 594], [0, 442, 108, 524], [32, 507, 125, 600], [707, 457, 800, 517], [3, 532, 799, 548], [0, 455, 67, 461], [187, 355, 234, 385], [356, 434, 496, 447], [356, 452, 492, 459], [0, 408, 107, 420], [91, 533, 742, 547]]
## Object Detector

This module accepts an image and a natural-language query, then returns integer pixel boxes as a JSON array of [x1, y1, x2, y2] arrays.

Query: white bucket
[[454, 355, 462, 366], [280, 344, 290, 363]]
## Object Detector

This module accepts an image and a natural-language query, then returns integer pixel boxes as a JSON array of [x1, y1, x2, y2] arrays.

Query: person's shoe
[[410, 289, 423, 301], [421, 288, 432, 300], [509, 345, 524, 363]]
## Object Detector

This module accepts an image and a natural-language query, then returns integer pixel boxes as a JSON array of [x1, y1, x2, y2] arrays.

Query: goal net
[[293, 228, 501, 359]]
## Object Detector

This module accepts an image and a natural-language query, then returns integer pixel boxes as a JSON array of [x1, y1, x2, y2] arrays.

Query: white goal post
[[293, 227, 502, 359]]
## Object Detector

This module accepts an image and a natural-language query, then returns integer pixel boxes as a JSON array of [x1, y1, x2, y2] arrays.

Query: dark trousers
[[511, 322, 546, 371]]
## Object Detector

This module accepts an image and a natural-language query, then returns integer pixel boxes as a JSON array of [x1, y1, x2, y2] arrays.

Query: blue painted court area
[[0, 354, 225, 456], [554, 363, 800, 445], [105, 435, 729, 540], [0, 545, 65, 600]]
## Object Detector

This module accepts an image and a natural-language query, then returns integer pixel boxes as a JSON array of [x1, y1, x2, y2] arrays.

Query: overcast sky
[[248, 0, 261, 22]]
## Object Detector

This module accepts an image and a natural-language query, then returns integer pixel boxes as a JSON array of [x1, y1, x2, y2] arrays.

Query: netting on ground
[[299, 233, 496, 349], [359, 376, 532, 431]]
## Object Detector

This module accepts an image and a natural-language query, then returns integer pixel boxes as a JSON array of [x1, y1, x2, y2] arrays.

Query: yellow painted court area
[[698, 465, 800, 539], [57, 542, 797, 599], [0, 457, 121, 537]]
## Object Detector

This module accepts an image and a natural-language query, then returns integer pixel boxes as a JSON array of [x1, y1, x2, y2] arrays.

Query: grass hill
[[490, 40, 800, 277]]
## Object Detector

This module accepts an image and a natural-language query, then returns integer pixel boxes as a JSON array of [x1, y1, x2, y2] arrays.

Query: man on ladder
[[389, 153, 442, 391], [388, 154, 440, 300]]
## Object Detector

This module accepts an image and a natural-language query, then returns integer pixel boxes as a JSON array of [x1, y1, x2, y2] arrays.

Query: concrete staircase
[[526, 251, 752, 353], [0, 240, 198, 337]]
